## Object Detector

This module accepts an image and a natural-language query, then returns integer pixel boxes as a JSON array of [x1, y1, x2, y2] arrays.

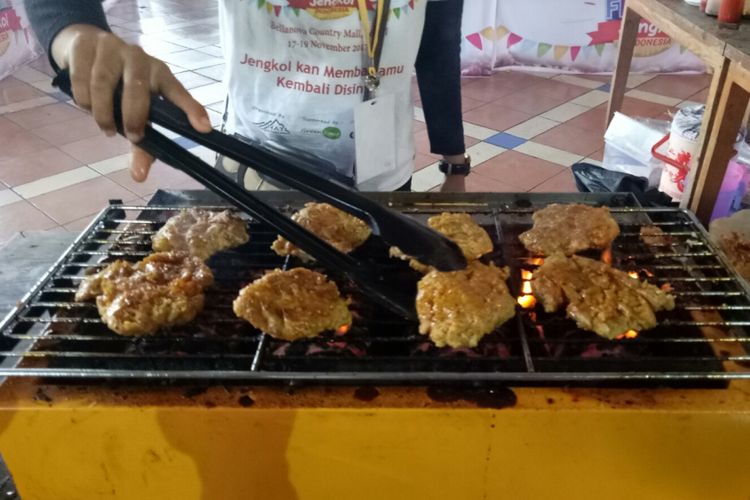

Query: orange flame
[[336, 324, 351, 336], [517, 295, 537, 309], [616, 329, 639, 340], [601, 247, 613, 265], [521, 269, 533, 280], [528, 258, 545, 266], [628, 271, 639, 279]]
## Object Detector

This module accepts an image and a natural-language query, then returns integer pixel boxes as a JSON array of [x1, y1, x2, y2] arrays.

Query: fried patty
[[390, 212, 493, 273], [640, 225, 673, 247], [718, 232, 750, 281], [519, 204, 620, 256], [233, 268, 352, 341], [533, 253, 675, 339], [416, 261, 515, 348], [75, 252, 214, 336], [271, 203, 372, 260], [152, 208, 249, 260]]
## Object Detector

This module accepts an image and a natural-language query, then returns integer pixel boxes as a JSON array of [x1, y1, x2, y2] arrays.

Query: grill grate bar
[[1, 196, 749, 385]]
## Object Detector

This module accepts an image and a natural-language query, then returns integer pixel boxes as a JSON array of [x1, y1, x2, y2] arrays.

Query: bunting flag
[[480, 26, 497, 41], [553, 45, 567, 61], [495, 26, 508, 39], [507, 32, 522, 48], [537, 43, 552, 58], [594, 43, 605, 56], [570, 46, 581, 62], [466, 32, 483, 50]]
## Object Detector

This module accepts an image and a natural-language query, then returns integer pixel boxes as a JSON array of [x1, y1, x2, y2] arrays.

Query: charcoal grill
[[0, 191, 748, 386]]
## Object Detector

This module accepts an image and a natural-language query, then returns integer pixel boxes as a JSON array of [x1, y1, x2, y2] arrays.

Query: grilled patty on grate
[[390, 212, 493, 273], [271, 202, 371, 261], [533, 253, 675, 339], [233, 268, 352, 341], [519, 204, 620, 256], [152, 208, 249, 260], [416, 261, 516, 348], [75, 252, 214, 336]]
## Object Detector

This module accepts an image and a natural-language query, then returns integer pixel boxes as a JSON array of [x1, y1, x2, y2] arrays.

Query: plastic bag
[[572, 162, 674, 207], [603, 112, 669, 188]]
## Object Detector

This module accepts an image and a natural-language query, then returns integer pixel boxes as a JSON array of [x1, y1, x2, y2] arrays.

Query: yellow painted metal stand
[[0, 381, 749, 500]]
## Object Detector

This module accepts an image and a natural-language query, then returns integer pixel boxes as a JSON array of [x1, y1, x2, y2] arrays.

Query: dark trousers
[[415, 0, 465, 157]]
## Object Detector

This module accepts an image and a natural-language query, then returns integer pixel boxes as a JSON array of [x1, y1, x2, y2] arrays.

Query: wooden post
[[606, 5, 641, 127], [681, 58, 730, 209], [690, 63, 750, 223]]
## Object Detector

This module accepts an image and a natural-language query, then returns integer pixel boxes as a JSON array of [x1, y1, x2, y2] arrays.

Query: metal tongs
[[53, 70, 466, 320]]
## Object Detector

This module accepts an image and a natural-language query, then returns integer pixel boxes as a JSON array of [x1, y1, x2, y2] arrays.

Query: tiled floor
[[0, 0, 711, 245]]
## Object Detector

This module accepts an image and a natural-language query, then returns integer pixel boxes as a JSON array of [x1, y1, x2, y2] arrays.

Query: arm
[[24, 0, 211, 181]]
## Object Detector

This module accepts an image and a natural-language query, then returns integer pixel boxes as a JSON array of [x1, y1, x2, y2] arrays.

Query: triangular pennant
[[266, 2, 273, 12], [495, 25, 509, 39], [273, 5, 281, 15], [507, 33, 522, 48], [393, 7, 400, 18], [409, 0, 414, 8], [466, 32, 483, 51], [679, 45, 687, 54], [553, 45, 568, 60], [570, 46, 581, 61], [537, 42, 552, 57], [257, 0, 265, 7], [480, 26, 496, 41], [292, 7, 300, 15], [594, 43, 605, 56]]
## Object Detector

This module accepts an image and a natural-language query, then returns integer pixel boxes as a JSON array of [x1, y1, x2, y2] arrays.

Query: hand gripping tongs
[[53, 70, 466, 320]]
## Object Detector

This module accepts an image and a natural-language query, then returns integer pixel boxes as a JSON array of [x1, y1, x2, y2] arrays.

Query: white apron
[[218, 0, 427, 191]]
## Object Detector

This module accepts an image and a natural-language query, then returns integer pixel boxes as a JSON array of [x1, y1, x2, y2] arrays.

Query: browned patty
[[519, 204, 620, 256], [416, 261, 515, 348], [640, 225, 673, 247], [390, 212, 493, 273], [533, 253, 675, 339], [271, 203, 371, 260], [718, 232, 750, 281], [152, 208, 249, 260], [233, 268, 352, 341], [75, 252, 214, 336]]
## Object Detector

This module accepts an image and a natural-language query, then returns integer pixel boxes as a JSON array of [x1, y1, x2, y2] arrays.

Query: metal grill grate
[[1, 192, 749, 386]]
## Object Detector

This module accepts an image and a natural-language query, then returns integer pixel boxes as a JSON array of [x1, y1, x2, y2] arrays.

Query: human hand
[[439, 175, 466, 193], [51, 24, 212, 180]]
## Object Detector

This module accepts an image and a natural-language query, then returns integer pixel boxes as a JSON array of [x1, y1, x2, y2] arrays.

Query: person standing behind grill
[[24, 0, 471, 192]]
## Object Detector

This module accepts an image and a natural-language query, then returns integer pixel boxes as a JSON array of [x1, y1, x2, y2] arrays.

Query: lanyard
[[356, 0, 390, 96]]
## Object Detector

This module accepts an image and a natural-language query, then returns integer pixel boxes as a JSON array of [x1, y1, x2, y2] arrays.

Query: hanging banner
[[461, 0, 704, 75], [0, 0, 42, 82]]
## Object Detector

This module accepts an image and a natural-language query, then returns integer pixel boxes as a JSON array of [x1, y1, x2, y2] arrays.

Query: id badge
[[354, 93, 397, 186]]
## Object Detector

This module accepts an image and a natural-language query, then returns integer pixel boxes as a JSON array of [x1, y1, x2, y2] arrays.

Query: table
[[606, 0, 735, 222]]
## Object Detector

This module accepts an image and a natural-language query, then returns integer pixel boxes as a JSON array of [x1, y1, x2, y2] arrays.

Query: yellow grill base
[[0, 380, 749, 500]]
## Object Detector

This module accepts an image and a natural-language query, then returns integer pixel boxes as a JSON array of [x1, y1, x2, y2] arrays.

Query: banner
[[0, 0, 42, 82], [461, 0, 704, 75]]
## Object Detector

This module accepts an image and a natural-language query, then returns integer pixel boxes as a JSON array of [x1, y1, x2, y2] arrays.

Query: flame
[[517, 295, 537, 309], [528, 258, 545, 266], [616, 329, 639, 340], [521, 269, 533, 280], [628, 271, 639, 279], [644, 269, 655, 278], [601, 247, 613, 265], [336, 324, 351, 336]]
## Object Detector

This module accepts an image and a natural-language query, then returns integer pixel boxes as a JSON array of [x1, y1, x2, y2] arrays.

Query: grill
[[1, 191, 749, 386]]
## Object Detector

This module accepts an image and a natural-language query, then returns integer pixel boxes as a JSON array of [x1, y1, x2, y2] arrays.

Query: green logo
[[322, 127, 341, 140]]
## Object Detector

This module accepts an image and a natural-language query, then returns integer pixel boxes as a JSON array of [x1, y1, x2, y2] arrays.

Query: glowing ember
[[601, 247, 613, 265], [616, 329, 639, 340], [528, 258, 545, 266], [336, 324, 351, 336], [628, 271, 639, 279], [521, 280, 533, 294], [517, 295, 537, 309], [521, 269, 533, 280]]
